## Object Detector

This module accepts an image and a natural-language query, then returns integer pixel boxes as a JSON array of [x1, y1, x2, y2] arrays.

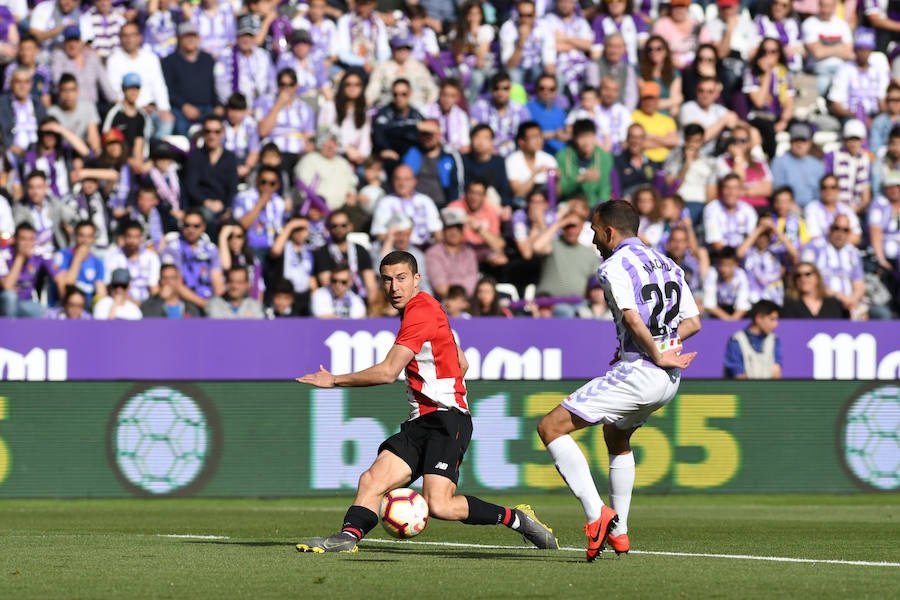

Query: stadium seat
[[495, 282, 520, 302], [346, 232, 371, 251]]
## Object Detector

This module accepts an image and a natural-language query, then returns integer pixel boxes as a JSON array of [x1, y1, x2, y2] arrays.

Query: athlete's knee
[[357, 468, 386, 497], [603, 424, 633, 455], [537, 412, 565, 445]]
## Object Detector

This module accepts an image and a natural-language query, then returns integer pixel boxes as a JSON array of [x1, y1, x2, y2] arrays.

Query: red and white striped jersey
[[394, 292, 468, 420]]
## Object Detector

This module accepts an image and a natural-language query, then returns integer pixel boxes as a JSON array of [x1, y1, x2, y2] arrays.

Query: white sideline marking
[[158, 534, 231, 540], [362, 538, 900, 568]]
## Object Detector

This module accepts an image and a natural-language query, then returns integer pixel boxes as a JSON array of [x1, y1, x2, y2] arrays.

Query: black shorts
[[379, 409, 473, 486]]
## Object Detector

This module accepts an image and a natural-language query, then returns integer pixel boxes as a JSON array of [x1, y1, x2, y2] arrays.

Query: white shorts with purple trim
[[561, 358, 681, 430]]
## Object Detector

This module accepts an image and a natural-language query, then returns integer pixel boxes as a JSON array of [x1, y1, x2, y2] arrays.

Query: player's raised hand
[[295, 365, 336, 388], [655, 349, 698, 370]]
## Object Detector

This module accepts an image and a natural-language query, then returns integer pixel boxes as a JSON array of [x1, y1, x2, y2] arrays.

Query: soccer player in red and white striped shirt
[[295, 251, 558, 554]]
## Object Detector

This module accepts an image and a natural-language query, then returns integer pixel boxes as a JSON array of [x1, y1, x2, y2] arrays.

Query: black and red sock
[[340, 505, 379, 541], [461, 495, 516, 527]]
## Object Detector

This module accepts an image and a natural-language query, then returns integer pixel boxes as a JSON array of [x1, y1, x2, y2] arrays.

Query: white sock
[[608, 452, 635, 534], [546, 435, 604, 522]]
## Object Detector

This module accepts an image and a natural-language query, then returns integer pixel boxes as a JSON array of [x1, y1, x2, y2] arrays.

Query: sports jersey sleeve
[[395, 298, 438, 354], [603, 263, 638, 311]]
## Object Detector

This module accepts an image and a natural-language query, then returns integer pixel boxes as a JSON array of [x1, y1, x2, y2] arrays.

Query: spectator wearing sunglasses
[[231, 165, 287, 259], [799, 214, 866, 319], [310, 264, 366, 319]]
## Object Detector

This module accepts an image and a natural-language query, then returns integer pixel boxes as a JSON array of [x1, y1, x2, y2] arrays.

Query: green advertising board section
[[0, 380, 896, 498]]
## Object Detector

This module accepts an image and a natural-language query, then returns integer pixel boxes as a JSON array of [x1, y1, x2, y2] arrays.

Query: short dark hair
[[58, 73, 78, 88], [466, 175, 488, 192], [772, 185, 794, 200], [381, 250, 418, 275], [392, 77, 411, 90], [446, 284, 468, 300], [272, 278, 296, 296], [74, 219, 96, 234], [889, 125, 900, 142], [720, 173, 742, 188], [120, 219, 143, 235], [26, 169, 47, 182], [226, 266, 249, 281], [749, 299, 780, 320], [572, 118, 597, 138], [470, 123, 494, 139], [137, 182, 158, 197], [716, 246, 738, 263], [327, 208, 351, 226], [202, 113, 224, 129], [594, 199, 639, 236], [277, 67, 297, 85], [226, 92, 248, 110], [490, 71, 511, 90], [15, 222, 35, 235], [516, 120, 541, 142], [683, 123, 705, 139]]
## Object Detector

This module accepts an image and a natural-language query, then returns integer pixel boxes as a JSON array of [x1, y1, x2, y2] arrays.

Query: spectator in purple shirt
[[469, 71, 532, 157], [231, 165, 287, 259], [160, 208, 225, 310], [799, 213, 867, 319], [256, 68, 316, 174], [0, 222, 59, 317]]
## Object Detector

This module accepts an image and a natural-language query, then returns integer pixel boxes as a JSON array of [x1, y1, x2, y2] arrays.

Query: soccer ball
[[380, 488, 429, 538]]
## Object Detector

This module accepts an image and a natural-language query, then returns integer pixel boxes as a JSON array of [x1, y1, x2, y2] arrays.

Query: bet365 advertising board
[[0, 381, 896, 498]]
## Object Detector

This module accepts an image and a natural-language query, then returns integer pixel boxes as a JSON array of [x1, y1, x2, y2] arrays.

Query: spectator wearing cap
[[0, 66, 47, 158], [828, 28, 891, 123], [310, 264, 367, 319], [370, 165, 443, 248], [103, 218, 161, 304], [50, 25, 116, 105], [804, 173, 863, 244], [142, 0, 183, 59], [3, 35, 52, 107], [101, 71, 149, 173], [276, 28, 333, 103], [366, 33, 437, 111], [401, 118, 464, 209], [871, 84, 900, 156], [256, 68, 316, 173], [106, 22, 174, 139], [216, 15, 275, 111], [376, 212, 431, 295], [499, 0, 557, 88], [188, 0, 236, 58], [799, 213, 867, 319], [372, 78, 425, 177], [824, 119, 872, 213], [206, 265, 265, 319], [425, 207, 480, 298], [469, 72, 532, 158], [335, 0, 390, 80], [184, 114, 238, 232], [699, 0, 759, 96], [295, 127, 358, 210], [49, 72, 102, 156], [223, 93, 261, 181], [859, 0, 900, 52], [556, 118, 613, 205], [29, 0, 84, 56], [630, 80, 677, 164], [424, 78, 471, 155], [772, 122, 825, 208], [801, 0, 853, 97], [679, 77, 739, 157], [586, 33, 637, 111], [80, 0, 125, 62], [162, 22, 221, 136], [867, 170, 900, 274]]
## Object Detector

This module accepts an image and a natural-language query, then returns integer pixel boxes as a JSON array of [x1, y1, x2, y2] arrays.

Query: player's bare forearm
[[457, 345, 469, 378], [295, 344, 414, 388], [622, 308, 697, 369], [677, 316, 702, 342]]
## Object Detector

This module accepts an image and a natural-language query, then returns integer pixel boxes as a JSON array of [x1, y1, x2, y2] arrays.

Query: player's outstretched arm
[[295, 344, 415, 388]]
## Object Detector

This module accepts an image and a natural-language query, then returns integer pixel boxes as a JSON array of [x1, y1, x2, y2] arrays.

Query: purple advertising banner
[[0, 319, 898, 381]]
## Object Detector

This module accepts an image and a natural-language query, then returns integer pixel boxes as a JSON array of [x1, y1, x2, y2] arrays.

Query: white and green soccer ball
[[113, 386, 210, 495], [843, 386, 900, 491]]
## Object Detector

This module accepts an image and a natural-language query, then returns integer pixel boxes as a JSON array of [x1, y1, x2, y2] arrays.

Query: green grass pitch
[[1, 494, 898, 599]]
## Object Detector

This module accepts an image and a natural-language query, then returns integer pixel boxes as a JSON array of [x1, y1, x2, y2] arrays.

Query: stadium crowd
[[0, 0, 899, 320]]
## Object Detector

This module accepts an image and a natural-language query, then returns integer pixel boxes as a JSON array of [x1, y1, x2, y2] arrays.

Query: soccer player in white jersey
[[537, 200, 702, 562], [295, 251, 558, 553]]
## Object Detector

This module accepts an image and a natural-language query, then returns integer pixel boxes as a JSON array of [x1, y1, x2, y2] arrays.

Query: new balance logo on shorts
[[434, 462, 448, 470]]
